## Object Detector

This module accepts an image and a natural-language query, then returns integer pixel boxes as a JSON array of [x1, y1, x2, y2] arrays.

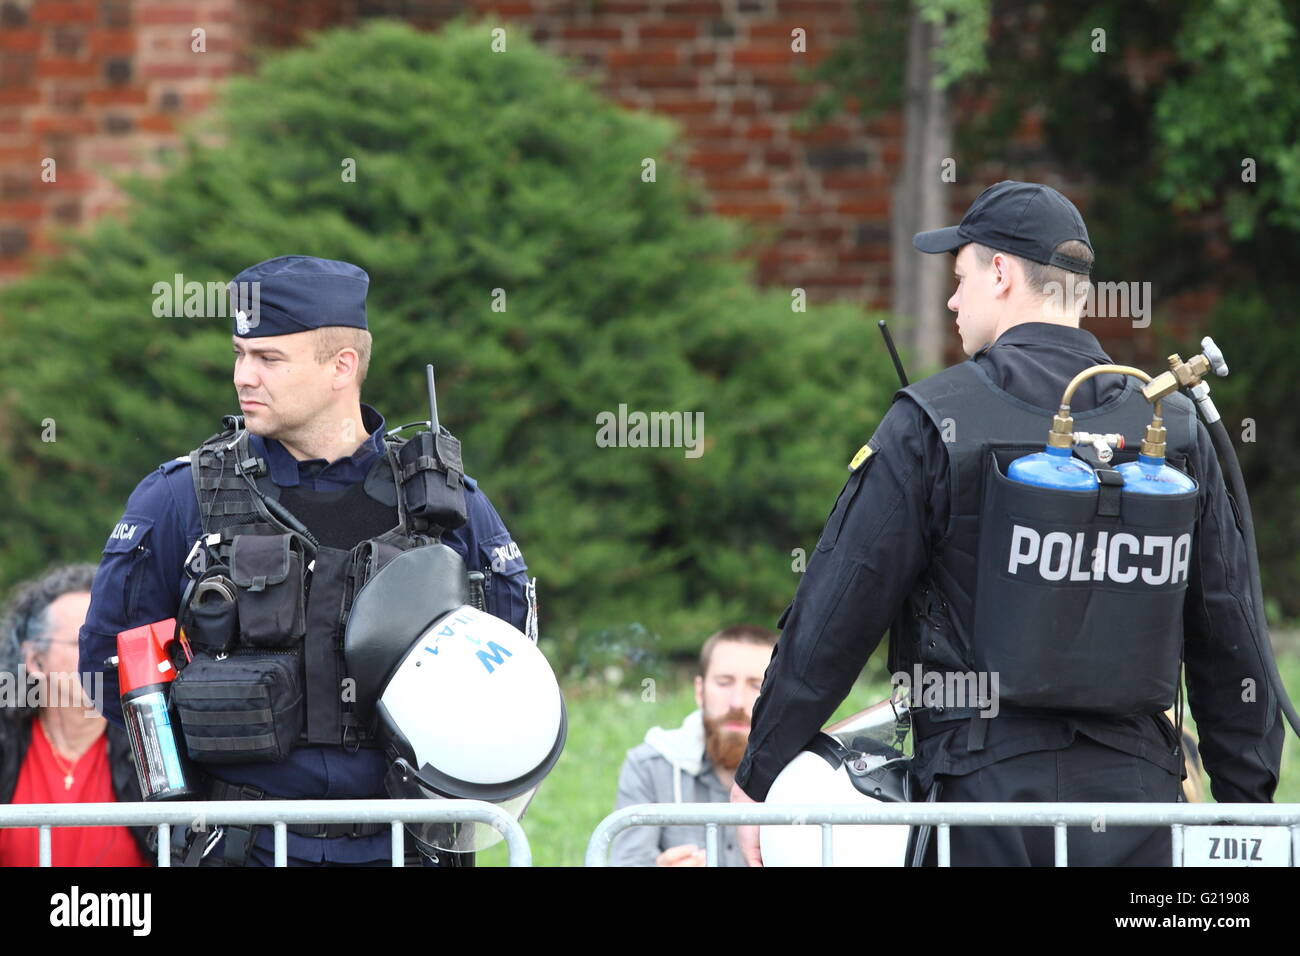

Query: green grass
[[1184, 639, 1300, 804], [476, 663, 893, 867], [477, 643, 1300, 866]]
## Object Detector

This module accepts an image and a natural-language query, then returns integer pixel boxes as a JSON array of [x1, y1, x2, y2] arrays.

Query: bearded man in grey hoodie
[[610, 625, 776, 867]]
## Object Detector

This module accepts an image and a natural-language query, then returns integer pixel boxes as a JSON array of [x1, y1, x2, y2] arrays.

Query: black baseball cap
[[912, 180, 1093, 274]]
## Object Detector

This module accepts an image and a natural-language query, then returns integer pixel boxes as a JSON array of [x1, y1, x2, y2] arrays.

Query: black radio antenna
[[878, 320, 909, 387], [426, 364, 440, 433]]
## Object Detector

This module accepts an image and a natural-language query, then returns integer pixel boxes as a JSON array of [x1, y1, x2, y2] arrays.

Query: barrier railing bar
[[0, 799, 531, 868], [585, 802, 1300, 867]]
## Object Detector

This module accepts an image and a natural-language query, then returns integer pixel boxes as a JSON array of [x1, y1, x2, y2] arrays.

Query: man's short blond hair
[[972, 240, 1093, 306], [312, 326, 372, 390]]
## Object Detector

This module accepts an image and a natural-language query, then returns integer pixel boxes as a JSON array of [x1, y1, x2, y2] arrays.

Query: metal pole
[[157, 823, 171, 867], [392, 821, 405, 867]]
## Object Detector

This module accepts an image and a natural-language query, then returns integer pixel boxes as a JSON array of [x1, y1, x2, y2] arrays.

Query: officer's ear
[[988, 251, 1010, 290], [694, 674, 704, 710]]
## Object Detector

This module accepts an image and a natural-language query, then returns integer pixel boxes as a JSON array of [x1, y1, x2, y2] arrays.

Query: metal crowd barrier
[[585, 802, 1300, 866], [0, 799, 531, 867]]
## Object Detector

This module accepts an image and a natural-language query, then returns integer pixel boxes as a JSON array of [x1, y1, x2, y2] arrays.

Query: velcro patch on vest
[[848, 443, 874, 472], [103, 515, 155, 554], [482, 532, 526, 575]]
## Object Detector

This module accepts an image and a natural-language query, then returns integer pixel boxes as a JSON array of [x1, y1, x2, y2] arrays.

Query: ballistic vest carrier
[[170, 415, 468, 762], [891, 360, 1202, 718]]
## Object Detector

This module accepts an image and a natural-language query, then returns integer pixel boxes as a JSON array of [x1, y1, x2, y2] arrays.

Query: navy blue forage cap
[[912, 180, 1093, 274], [227, 255, 369, 337]]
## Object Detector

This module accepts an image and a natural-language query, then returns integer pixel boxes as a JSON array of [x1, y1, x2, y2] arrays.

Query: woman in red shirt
[[0, 565, 151, 866]]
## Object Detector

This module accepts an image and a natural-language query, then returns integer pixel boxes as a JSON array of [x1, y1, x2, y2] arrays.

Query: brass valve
[[1141, 338, 1228, 403], [1141, 353, 1211, 403], [1047, 406, 1075, 449], [1141, 415, 1166, 458]]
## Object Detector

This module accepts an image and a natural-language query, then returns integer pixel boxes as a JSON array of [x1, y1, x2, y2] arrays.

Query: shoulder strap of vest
[[188, 419, 286, 546]]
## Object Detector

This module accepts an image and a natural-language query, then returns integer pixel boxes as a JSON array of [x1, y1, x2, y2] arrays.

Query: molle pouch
[[397, 427, 468, 531], [972, 449, 1199, 715], [230, 533, 306, 649], [182, 573, 239, 656], [171, 650, 304, 763], [351, 539, 406, 594]]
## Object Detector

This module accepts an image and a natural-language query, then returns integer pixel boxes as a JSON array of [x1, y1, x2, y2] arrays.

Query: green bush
[[1188, 282, 1300, 622], [0, 19, 897, 669]]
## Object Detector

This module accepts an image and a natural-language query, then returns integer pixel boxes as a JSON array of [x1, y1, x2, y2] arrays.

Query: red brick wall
[[0, 0, 252, 277], [1, 0, 1193, 364], [2, 0, 911, 307]]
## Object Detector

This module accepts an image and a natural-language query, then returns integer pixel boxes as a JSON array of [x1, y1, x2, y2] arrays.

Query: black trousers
[[923, 736, 1182, 867]]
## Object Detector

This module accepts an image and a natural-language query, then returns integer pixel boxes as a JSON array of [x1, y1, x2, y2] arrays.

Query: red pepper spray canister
[[116, 619, 193, 801]]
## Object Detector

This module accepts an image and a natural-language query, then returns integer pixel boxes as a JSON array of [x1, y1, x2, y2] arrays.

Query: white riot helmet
[[344, 545, 566, 854], [760, 694, 915, 867]]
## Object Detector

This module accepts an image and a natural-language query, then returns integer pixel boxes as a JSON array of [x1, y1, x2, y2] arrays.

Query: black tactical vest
[[889, 360, 1202, 718], [170, 417, 448, 762]]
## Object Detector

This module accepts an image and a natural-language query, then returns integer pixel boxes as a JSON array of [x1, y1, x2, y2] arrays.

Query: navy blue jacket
[[736, 324, 1284, 804], [78, 404, 530, 861]]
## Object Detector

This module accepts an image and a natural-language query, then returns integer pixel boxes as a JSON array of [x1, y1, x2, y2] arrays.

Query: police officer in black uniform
[[78, 255, 533, 866], [731, 181, 1284, 866]]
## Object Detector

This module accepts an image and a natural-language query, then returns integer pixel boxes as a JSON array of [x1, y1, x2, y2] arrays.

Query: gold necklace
[[40, 720, 78, 790]]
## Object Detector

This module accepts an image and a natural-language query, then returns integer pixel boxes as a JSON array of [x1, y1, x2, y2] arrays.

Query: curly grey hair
[[1, 564, 97, 719]]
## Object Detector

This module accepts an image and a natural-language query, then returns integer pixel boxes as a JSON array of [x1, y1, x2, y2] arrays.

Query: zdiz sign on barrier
[[1182, 826, 1290, 867]]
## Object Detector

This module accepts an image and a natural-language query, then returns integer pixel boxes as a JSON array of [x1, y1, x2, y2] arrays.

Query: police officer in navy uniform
[[731, 182, 1284, 866], [78, 255, 533, 866]]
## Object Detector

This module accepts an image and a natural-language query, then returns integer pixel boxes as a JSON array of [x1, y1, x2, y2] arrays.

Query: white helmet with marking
[[344, 546, 566, 854], [760, 696, 915, 867]]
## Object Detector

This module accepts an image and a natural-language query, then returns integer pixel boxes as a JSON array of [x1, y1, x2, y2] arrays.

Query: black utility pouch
[[171, 651, 304, 763], [230, 533, 306, 648], [182, 573, 239, 656], [397, 427, 468, 531], [351, 539, 405, 594], [972, 449, 1199, 715]]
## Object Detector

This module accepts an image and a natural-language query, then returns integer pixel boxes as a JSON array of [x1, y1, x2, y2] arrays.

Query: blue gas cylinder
[[1007, 444, 1099, 490], [1115, 453, 1196, 495]]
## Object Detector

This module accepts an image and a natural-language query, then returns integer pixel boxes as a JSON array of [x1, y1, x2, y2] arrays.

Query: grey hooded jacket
[[609, 709, 745, 867]]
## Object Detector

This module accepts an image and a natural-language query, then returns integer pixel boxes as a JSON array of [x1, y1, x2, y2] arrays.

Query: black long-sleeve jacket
[[736, 323, 1284, 803]]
